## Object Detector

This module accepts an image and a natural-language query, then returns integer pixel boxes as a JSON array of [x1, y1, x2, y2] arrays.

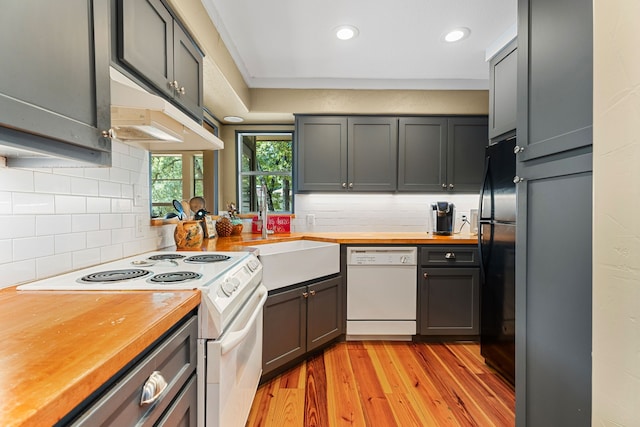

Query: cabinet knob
[[445, 252, 456, 259], [302, 292, 309, 298], [423, 272, 428, 278], [442, 183, 447, 189], [140, 371, 168, 406], [348, 182, 353, 188], [101, 128, 115, 139], [342, 183, 347, 188], [513, 176, 525, 184], [448, 183, 454, 189], [514, 145, 525, 154], [169, 80, 179, 89], [178, 86, 185, 95], [310, 290, 316, 296]]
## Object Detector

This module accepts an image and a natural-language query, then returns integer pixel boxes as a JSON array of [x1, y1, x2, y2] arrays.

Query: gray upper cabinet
[[517, 0, 592, 161], [295, 116, 397, 192], [446, 117, 488, 192], [118, 0, 203, 119], [295, 116, 348, 192], [347, 117, 398, 191], [397, 117, 447, 192], [0, 0, 112, 167], [489, 39, 517, 141], [397, 116, 487, 193]]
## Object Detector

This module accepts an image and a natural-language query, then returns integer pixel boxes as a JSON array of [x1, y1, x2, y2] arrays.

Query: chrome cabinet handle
[[342, 183, 347, 188], [101, 128, 116, 138], [449, 183, 454, 189], [442, 183, 447, 189], [302, 292, 309, 298], [514, 145, 525, 154], [178, 86, 185, 95], [169, 80, 179, 89], [140, 371, 168, 406], [445, 252, 456, 259], [348, 183, 353, 188], [309, 290, 316, 296], [513, 176, 525, 184]]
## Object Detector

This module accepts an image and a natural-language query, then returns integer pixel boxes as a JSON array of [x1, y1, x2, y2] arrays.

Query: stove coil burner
[[149, 271, 202, 284], [80, 269, 152, 283], [184, 254, 231, 264], [147, 254, 186, 261]]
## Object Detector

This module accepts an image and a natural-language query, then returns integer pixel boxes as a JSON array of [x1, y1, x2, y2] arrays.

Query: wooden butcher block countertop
[[203, 231, 478, 251], [0, 288, 200, 427]]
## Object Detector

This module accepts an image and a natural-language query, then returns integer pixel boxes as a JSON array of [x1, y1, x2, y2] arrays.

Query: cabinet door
[[518, 0, 592, 161], [172, 22, 203, 119], [419, 268, 480, 336], [295, 116, 348, 191], [155, 375, 197, 427], [0, 0, 111, 166], [515, 153, 592, 426], [263, 287, 307, 375], [446, 117, 488, 192], [489, 40, 517, 141], [119, 0, 174, 98], [397, 117, 447, 192], [347, 117, 398, 191], [307, 276, 343, 352]]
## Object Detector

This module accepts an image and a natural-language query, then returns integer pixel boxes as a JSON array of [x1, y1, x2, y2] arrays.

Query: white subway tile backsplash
[[72, 248, 101, 270], [70, 176, 100, 196], [71, 214, 100, 232], [0, 259, 36, 288], [36, 253, 73, 279], [109, 166, 130, 184], [83, 167, 110, 181], [54, 233, 86, 254], [86, 230, 111, 248], [13, 236, 54, 261], [86, 197, 111, 213], [100, 213, 123, 230], [13, 193, 55, 214], [100, 244, 123, 263], [0, 192, 11, 214], [112, 227, 135, 244], [0, 168, 34, 192], [0, 216, 36, 239], [36, 215, 72, 236], [0, 240, 12, 263], [99, 181, 122, 198], [111, 198, 132, 213], [55, 195, 86, 214], [121, 184, 134, 199], [34, 172, 71, 194]]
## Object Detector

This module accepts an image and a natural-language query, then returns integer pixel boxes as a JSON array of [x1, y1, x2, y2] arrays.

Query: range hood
[[110, 68, 223, 151]]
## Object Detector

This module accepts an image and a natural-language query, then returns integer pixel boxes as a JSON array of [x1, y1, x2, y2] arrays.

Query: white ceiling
[[201, 0, 517, 91]]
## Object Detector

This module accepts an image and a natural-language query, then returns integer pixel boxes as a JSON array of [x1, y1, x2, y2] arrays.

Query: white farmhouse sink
[[250, 240, 340, 291]]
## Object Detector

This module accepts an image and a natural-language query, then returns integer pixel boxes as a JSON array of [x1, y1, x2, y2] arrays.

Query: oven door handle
[[221, 286, 268, 355]]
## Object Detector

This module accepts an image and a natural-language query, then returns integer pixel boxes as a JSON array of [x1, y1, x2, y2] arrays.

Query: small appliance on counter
[[430, 201, 455, 235]]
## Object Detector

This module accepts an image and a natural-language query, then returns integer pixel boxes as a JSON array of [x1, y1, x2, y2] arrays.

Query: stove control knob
[[221, 278, 236, 296]]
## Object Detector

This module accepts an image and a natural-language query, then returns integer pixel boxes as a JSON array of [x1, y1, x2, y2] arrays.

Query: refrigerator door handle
[[478, 155, 491, 221]]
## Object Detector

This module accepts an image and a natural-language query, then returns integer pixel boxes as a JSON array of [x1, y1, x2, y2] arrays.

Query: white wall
[[0, 140, 174, 289], [293, 193, 479, 233], [593, 0, 640, 424]]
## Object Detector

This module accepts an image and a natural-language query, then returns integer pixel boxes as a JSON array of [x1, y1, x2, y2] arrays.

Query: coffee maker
[[431, 201, 455, 235]]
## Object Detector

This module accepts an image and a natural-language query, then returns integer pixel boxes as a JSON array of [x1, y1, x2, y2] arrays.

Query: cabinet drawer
[[71, 315, 197, 426], [420, 246, 479, 266]]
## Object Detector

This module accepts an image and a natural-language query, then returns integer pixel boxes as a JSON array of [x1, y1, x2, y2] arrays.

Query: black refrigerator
[[479, 138, 516, 385]]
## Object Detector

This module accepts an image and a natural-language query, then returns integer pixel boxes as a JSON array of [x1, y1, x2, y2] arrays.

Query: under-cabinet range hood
[[110, 68, 224, 151]]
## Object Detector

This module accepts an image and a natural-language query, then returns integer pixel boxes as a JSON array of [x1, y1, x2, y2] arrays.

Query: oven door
[[203, 284, 267, 427]]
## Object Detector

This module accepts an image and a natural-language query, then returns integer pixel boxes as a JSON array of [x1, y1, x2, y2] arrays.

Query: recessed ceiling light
[[223, 116, 244, 123], [335, 25, 359, 41], [443, 27, 471, 43]]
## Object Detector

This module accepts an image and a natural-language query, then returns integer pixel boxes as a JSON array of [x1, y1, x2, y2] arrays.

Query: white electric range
[[17, 250, 266, 427]]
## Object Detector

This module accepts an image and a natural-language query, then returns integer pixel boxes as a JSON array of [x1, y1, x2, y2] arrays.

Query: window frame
[[236, 131, 294, 214]]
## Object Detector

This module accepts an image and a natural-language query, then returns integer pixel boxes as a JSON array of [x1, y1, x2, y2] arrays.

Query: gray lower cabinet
[[295, 116, 397, 192], [489, 39, 517, 141], [0, 0, 112, 167], [66, 315, 198, 426], [419, 246, 480, 336], [117, 0, 203, 119], [263, 276, 343, 376]]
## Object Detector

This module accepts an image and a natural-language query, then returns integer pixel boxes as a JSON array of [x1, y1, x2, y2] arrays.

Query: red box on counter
[[252, 215, 291, 234]]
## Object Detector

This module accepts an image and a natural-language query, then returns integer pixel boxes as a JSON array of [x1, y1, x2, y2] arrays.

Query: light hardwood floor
[[247, 341, 514, 427]]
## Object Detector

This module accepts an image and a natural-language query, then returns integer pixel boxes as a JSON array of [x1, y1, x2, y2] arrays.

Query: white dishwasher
[[346, 246, 417, 339]]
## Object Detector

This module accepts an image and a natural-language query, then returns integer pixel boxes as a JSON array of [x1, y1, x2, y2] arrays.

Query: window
[[237, 132, 293, 213], [151, 152, 207, 218]]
